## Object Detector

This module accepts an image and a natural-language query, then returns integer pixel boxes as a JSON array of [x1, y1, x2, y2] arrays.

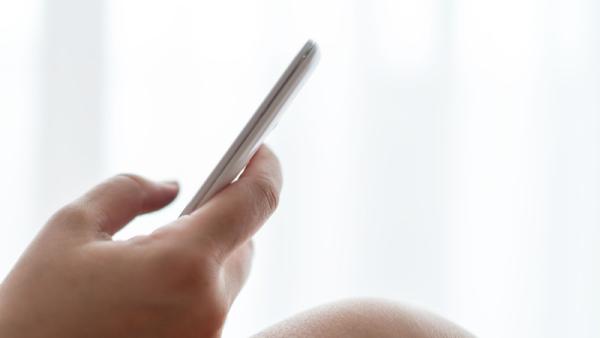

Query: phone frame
[[180, 40, 320, 216]]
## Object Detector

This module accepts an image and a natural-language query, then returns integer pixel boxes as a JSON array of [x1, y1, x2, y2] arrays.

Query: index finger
[[176, 145, 282, 260]]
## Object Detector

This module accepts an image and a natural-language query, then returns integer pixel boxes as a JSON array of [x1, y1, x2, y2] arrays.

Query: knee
[[326, 298, 474, 338], [253, 298, 475, 338]]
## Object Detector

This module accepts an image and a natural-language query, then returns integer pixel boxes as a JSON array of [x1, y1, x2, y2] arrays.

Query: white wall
[[0, 0, 41, 279]]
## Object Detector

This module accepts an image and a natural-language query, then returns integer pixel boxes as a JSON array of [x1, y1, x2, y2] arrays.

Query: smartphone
[[180, 40, 320, 216]]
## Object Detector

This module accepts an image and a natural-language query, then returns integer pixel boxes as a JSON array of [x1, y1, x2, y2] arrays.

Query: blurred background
[[1, 0, 599, 337]]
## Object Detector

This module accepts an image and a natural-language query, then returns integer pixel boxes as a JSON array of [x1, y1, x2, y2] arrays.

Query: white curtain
[[1, 1, 599, 337]]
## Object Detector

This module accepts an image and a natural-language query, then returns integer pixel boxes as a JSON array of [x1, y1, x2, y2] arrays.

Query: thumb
[[50, 174, 179, 237], [175, 145, 282, 260]]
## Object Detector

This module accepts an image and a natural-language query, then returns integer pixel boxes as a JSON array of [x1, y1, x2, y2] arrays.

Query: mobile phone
[[180, 40, 320, 216]]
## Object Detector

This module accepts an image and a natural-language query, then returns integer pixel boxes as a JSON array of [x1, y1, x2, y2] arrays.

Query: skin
[[0, 145, 474, 337], [0, 146, 282, 338], [253, 299, 475, 338]]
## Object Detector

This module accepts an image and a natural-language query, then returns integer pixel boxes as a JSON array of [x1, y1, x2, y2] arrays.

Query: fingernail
[[161, 180, 179, 189]]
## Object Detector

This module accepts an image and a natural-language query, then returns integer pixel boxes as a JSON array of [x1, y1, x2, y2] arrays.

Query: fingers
[[177, 145, 282, 260], [222, 241, 254, 306], [55, 174, 179, 236]]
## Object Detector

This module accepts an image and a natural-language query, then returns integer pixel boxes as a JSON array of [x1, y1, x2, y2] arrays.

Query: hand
[[0, 146, 282, 338]]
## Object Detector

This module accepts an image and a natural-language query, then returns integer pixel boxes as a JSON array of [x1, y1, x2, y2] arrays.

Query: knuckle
[[105, 174, 146, 209], [113, 174, 145, 197], [250, 176, 280, 215]]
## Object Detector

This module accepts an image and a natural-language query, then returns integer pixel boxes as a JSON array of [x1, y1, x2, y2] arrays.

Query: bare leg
[[252, 299, 475, 338]]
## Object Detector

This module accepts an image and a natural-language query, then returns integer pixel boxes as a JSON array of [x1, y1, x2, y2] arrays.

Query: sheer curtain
[[1, 1, 599, 337]]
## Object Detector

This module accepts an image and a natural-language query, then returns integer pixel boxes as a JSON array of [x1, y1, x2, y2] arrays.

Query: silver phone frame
[[180, 40, 320, 216]]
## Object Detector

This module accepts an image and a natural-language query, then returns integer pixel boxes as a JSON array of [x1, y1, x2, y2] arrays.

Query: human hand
[[0, 145, 281, 338]]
